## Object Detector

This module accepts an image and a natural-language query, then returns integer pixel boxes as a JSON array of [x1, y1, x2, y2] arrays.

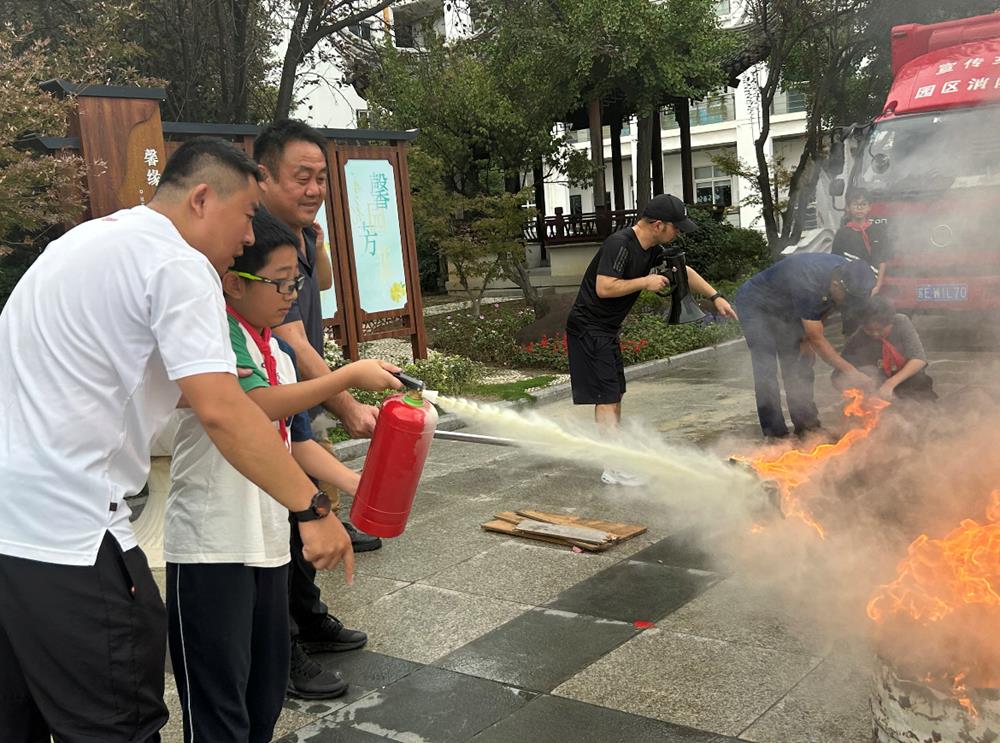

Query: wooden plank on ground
[[480, 518, 614, 551], [516, 510, 647, 541], [481, 509, 647, 552], [514, 519, 612, 544]]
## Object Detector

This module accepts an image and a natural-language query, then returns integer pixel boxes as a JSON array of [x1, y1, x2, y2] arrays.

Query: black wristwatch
[[708, 292, 724, 302], [292, 490, 332, 522]]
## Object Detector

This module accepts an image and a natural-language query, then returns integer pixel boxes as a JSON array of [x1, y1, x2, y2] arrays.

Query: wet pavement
[[151, 314, 1000, 743]]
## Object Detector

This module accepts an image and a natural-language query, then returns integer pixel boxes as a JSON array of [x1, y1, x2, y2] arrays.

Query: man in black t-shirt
[[566, 194, 736, 486]]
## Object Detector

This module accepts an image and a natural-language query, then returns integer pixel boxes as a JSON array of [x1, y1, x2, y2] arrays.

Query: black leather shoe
[[343, 521, 382, 552], [286, 641, 348, 699], [299, 615, 368, 654]]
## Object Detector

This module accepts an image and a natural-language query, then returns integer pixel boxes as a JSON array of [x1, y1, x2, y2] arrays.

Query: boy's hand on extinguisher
[[300, 517, 355, 582], [348, 359, 404, 391]]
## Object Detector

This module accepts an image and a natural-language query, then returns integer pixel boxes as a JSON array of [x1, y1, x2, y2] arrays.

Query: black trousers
[[0, 532, 167, 743], [166, 562, 290, 743], [288, 516, 329, 636], [739, 307, 821, 438]]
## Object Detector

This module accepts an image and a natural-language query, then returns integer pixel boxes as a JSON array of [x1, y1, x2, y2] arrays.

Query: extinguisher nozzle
[[392, 371, 426, 392]]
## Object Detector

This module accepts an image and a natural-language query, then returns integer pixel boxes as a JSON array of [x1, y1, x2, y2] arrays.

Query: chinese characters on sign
[[915, 51, 1000, 102], [345, 159, 407, 314], [144, 148, 161, 187]]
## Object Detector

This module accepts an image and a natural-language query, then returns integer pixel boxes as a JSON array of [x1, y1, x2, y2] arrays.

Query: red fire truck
[[838, 12, 1000, 311]]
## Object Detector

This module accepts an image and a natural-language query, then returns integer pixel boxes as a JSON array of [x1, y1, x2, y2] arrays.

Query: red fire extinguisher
[[350, 373, 438, 538]]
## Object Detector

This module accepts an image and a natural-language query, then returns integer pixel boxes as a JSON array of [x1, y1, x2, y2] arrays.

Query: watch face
[[312, 491, 332, 518]]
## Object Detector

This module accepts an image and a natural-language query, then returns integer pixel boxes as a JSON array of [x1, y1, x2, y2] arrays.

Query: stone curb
[[331, 336, 746, 462]]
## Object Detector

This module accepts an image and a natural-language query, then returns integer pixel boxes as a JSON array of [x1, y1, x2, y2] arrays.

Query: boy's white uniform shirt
[[165, 315, 294, 567]]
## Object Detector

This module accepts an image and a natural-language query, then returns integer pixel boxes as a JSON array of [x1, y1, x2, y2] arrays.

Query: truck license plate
[[916, 284, 968, 302]]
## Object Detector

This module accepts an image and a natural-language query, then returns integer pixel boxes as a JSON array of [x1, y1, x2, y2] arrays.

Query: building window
[[694, 165, 734, 208], [714, 0, 731, 16], [349, 22, 372, 41], [357, 109, 370, 128], [772, 88, 808, 115], [569, 195, 583, 215], [662, 90, 736, 129], [394, 23, 415, 48]]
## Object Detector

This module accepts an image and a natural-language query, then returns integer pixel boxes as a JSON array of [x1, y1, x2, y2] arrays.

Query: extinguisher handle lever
[[391, 371, 426, 391]]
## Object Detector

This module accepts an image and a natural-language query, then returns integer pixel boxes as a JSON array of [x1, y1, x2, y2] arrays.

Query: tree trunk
[[754, 76, 781, 254], [587, 97, 606, 209], [610, 112, 625, 211], [676, 100, 694, 204], [651, 108, 664, 197], [780, 100, 824, 247], [230, 0, 252, 122], [211, 0, 233, 120], [504, 260, 540, 311], [635, 112, 653, 212], [274, 1, 311, 120], [532, 160, 547, 264]]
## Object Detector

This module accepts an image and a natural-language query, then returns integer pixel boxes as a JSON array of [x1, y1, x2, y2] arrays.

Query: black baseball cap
[[841, 259, 877, 298], [642, 194, 698, 233]]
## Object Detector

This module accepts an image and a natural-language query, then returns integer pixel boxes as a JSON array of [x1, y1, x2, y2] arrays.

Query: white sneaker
[[601, 470, 646, 487]]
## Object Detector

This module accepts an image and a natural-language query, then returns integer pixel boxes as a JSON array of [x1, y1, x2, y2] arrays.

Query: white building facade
[[301, 0, 808, 235], [539, 0, 808, 232]]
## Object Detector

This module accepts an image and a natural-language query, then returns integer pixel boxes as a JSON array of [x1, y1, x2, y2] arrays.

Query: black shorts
[[567, 330, 626, 405]]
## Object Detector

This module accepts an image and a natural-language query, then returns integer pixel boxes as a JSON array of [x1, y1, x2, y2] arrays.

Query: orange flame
[[867, 490, 1000, 625], [868, 491, 1000, 705], [734, 389, 890, 538]]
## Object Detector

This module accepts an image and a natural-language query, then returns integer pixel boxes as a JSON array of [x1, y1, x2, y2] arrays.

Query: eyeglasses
[[230, 270, 305, 296]]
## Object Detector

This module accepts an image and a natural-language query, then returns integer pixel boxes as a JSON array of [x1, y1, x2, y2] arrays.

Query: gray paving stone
[[546, 559, 720, 623], [420, 540, 627, 605], [346, 583, 531, 664], [283, 651, 421, 719], [307, 573, 410, 630], [276, 721, 393, 742], [629, 527, 729, 572], [436, 607, 637, 692], [470, 694, 737, 743], [345, 506, 503, 583], [553, 629, 821, 737], [279, 666, 536, 743], [657, 577, 832, 657], [739, 654, 874, 743]]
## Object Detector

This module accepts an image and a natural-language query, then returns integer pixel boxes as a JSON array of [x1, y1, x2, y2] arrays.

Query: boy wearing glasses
[[164, 209, 397, 743], [832, 189, 889, 334]]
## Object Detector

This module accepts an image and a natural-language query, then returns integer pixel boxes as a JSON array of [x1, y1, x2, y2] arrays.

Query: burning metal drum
[[871, 655, 1000, 743]]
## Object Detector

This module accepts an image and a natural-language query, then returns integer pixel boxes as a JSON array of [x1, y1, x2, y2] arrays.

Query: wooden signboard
[[41, 80, 167, 218], [328, 143, 427, 362]]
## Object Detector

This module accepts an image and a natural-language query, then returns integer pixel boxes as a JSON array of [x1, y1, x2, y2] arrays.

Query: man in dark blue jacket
[[735, 254, 876, 439]]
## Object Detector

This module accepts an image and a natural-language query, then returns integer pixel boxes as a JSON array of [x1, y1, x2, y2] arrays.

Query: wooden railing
[[523, 207, 638, 246]]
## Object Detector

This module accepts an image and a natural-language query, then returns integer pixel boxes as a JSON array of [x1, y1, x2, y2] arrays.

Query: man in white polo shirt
[[0, 138, 389, 742]]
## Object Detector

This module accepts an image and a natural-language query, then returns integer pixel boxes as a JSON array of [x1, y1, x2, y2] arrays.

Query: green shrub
[[511, 316, 743, 372], [512, 334, 568, 370], [674, 206, 770, 282], [631, 289, 669, 316], [402, 352, 484, 394], [428, 302, 535, 364]]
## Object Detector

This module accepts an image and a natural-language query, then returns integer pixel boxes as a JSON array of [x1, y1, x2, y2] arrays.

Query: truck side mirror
[[830, 178, 845, 197]]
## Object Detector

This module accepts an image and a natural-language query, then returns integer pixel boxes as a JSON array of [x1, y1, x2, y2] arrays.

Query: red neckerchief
[[881, 337, 907, 377], [226, 306, 289, 447], [846, 219, 874, 258]]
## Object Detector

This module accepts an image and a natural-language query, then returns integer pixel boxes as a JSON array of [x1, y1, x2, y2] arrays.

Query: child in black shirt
[[832, 190, 888, 335]]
